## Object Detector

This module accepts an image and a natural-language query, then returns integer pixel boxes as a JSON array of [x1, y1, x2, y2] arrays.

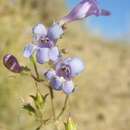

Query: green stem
[[31, 56, 39, 79], [49, 87, 56, 121], [57, 95, 69, 120]]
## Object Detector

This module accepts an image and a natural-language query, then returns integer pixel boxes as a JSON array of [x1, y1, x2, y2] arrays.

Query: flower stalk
[[57, 95, 69, 120]]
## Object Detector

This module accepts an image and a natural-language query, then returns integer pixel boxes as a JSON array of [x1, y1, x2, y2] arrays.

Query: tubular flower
[[59, 0, 110, 25], [23, 23, 64, 64], [44, 57, 84, 95]]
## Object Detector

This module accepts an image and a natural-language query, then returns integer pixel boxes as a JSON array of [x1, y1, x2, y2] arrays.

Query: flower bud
[[64, 117, 77, 130], [3, 54, 22, 73]]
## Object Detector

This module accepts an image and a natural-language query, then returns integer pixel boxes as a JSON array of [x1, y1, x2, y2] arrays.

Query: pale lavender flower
[[59, 0, 110, 25], [44, 57, 84, 95], [3, 54, 22, 73], [23, 23, 62, 63], [56, 57, 84, 80]]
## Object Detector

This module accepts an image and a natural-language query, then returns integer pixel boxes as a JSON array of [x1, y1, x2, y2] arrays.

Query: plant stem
[[31, 56, 39, 79], [57, 95, 69, 120], [49, 86, 56, 121]]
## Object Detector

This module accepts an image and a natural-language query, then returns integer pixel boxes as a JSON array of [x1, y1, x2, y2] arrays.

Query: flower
[[23, 23, 63, 64], [56, 57, 84, 80], [3, 54, 22, 73], [59, 0, 110, 25], [44, 57, 84, 95]]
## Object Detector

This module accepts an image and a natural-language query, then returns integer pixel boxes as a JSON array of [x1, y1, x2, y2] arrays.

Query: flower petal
[[32, 23, 47, 41], [48, 23, 64, 41], [50, 76, 63, 91], [62, 80, 74, 95], [49, 47, 60, 62], [36, 48, 49, 64], [23, 44, 37, 58], [69, 58, 84, 77], [44, 69, 56, 80]]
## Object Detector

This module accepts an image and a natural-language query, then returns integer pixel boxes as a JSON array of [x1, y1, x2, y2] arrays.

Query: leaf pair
[[30, 92, 49, 110], [23, 92, 48, 114]]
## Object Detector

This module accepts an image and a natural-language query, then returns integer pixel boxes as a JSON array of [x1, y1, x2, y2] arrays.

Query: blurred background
[[0, 0, 130, 130]]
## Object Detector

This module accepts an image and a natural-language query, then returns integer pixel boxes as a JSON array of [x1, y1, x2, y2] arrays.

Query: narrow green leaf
[[23, 103, 36, 114]]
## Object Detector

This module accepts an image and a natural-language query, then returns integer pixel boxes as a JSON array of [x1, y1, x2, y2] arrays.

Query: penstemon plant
[[3, 0, 110, 130]]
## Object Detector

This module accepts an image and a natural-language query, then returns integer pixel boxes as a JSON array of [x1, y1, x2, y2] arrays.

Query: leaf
[[23, 103, 36, 115]]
